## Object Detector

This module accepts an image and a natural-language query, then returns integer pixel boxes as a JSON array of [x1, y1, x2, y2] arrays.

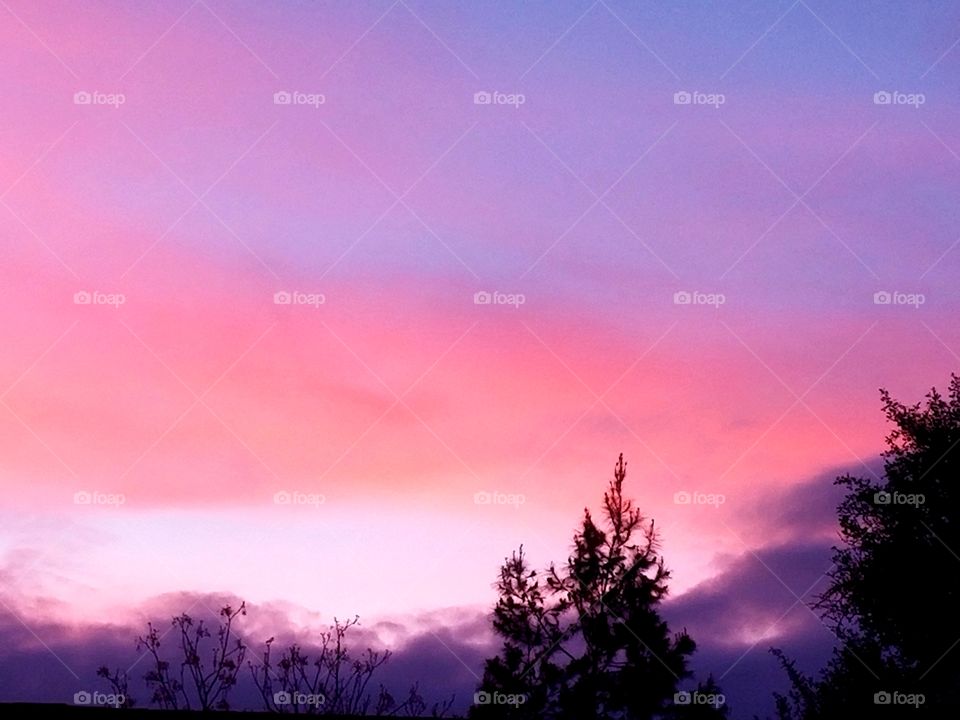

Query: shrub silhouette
[[136, 602, 248, 711], [472, 454, 726, 719], [102, 604, 452, 715], [774, 375, 960, 716], [249, 615, 454, 716], [95, 665, 135, 708]]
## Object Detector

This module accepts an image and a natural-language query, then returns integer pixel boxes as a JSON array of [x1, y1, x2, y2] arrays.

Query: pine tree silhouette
[[472, 455, 724, 719]]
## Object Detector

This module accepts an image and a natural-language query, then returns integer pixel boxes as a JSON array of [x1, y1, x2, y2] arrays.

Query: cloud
[[659, 538, 839, 718], [729, 459, 884, 549], [0, 589, 492, 712], [658, 462, 887, 717]]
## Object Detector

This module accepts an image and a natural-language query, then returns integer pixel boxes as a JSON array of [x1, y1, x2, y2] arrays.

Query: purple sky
[[2, 1, 960, 716]]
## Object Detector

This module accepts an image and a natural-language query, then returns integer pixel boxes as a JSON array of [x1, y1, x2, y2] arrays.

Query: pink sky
[[2, 0, 959, 641]]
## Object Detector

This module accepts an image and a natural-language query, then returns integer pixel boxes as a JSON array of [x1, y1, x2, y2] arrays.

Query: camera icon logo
[[473, 691, 491, 705], [273, 491, 292, 505], [274, 691, 292, 705], [874, 691, 891, 704], [474, 91, 492, 105], [673, 491, 691, 505], [673, 91, 692, 105], [873, 291, 891, 305], [74, 291, 92, 305], [873, 91, 892, 105], [474, 491, 492, 505], [74, 691, 92, 705], [474, 291, 492, 305], [73, 91, 92, 105], [873, 491, 891, 505], [274, 91, 292, 105], [73, 491, 92, 505], [673, 291, 692, 305], [274, 291, 292, 305], [674, 691, 692, 705]]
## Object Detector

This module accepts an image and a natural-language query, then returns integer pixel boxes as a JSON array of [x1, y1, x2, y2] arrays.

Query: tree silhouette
[[774, 375, 960, 716], [249, 615, 454, 716], [663, 676, 729, 720], [95, 665, 135, 708], [472, 454, 721, 719], [102, 604, 453, 715], [136, 602, 248, 711]]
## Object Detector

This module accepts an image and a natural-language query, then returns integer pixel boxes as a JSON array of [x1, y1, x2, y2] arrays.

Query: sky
[[1, 1, 959, 716]]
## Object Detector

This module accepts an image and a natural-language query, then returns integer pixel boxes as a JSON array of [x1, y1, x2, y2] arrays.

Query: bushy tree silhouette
[[472, 455, 723, 719], [663, 676, 728, 720], [774, 375, 960, 716]]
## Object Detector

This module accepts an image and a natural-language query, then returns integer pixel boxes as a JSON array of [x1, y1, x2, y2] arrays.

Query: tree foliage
[[774, 375, 960, 716]]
